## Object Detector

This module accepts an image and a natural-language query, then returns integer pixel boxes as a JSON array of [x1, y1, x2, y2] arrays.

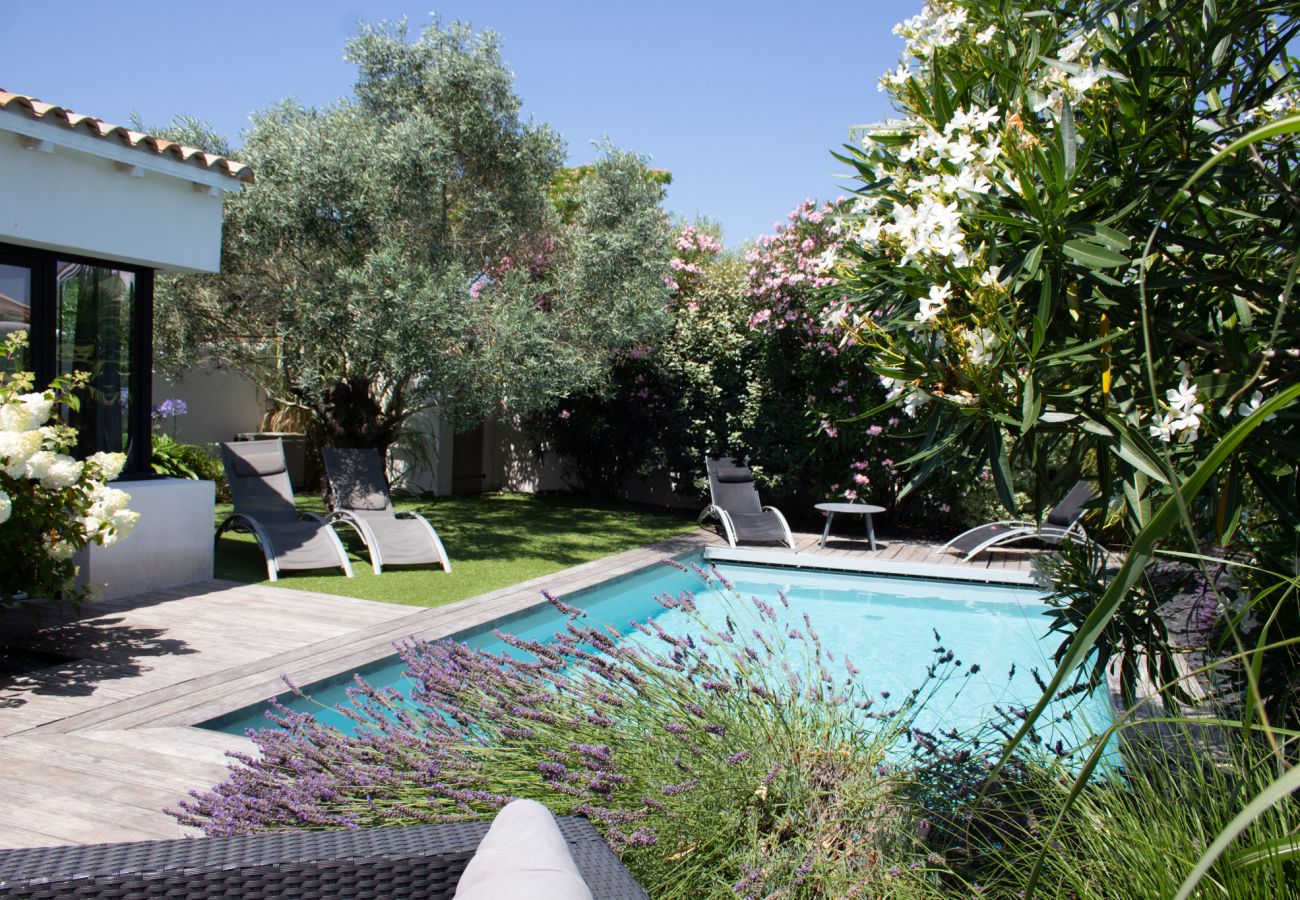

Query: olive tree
[[155, 17, 670, 452]]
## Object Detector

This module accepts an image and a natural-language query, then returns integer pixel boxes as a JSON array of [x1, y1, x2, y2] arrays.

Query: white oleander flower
[[964, 327, 999, 365], [1237, 390, 1277, 422], [903, 389, 930, 418], [1166, 377, 1203, 419], [1057, 34, 1088, 63], [979, 265, 1004, 287], [1068, 67, 1105, 95], [857, 217, 884, 245], [880, 375, 908, 403], [916, 282, 952, 323], [0, 489, 10, 525], [943, 169, 992, 198]]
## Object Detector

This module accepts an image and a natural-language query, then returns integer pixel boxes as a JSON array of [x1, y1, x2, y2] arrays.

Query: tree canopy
[[155, 17, 671, 451]]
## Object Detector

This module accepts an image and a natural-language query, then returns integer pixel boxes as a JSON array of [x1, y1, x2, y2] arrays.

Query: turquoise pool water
[[202, 555, 1112, 751]]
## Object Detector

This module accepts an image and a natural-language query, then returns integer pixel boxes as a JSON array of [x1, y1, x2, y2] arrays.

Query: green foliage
[[549, 163, 671, 224], [830, 0, 1300, 532], [154, 16, 670, 452], [151, 435, 227, 497], [964, 737, 1300, 899]]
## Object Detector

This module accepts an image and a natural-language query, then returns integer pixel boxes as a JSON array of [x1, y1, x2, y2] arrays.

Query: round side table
[[815, 502, 886, 551]]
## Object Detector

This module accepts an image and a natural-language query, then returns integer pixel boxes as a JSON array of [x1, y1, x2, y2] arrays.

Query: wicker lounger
[[0, 818, 648, 899]]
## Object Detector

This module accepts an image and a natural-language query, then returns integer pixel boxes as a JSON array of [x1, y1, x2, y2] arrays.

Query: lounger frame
[[326, 509, 452, 575], [216, 511, 355, 582]]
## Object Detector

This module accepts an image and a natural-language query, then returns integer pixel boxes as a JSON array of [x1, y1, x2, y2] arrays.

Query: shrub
[[151, 434, 228, 499], [174, 562, 954, 896], [0, 332, 139, 609]]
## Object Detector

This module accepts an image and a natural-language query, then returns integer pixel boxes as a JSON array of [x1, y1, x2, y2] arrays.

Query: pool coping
[[703, 546, 1039, 586]]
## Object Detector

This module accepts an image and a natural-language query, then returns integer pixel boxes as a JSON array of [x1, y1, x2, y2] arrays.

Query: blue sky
[[0, 1, 921, 247]]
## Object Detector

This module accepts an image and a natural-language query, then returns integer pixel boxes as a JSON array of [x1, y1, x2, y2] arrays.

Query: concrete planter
[[76, 477, 215, 601]]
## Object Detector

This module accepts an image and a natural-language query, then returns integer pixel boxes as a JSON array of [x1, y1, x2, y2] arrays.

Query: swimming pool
[[202, 554, 1111, 750]]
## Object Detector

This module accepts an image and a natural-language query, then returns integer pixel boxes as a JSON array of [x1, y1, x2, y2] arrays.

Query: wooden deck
[[0, 527, 1030, 849]]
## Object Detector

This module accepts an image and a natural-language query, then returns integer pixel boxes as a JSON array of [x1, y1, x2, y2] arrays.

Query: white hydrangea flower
[[86, 451, 127, 482], [25, 450, 84, 489], [0, 392, 54, 433], [0, 430, 44, 478], [0, 488, 10, 525], [45, 537, 78, 560]]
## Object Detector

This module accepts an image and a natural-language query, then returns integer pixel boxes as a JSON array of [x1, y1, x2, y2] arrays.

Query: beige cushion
[[454, 799, 594, 900]]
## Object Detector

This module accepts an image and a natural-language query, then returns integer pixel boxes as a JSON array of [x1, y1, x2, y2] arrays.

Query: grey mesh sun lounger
[[322, 447, 451, 575], [698, 457, 796, 549], [943, 479, 1096, 561], [217, 439, 354, 581]]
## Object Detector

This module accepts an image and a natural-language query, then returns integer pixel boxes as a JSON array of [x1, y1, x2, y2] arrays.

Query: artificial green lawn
[[214, 491, 698, 607]]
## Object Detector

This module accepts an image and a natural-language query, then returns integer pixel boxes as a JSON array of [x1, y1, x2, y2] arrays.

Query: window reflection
[[0, 263, 31, 371], [56, 262, 135, 460]]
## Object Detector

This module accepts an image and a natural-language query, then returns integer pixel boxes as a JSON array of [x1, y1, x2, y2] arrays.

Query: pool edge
[[702, 546, 1038, 587]]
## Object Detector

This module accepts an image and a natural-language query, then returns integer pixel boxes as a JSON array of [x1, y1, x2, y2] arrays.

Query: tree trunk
[[316, 377, 401, 455]]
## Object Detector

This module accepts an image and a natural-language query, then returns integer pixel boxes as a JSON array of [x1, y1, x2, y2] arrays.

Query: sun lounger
[[698, 457, 796, 549], [0, 809, 647, 898], [943, 479, 1096, 561], [217, 439, 354, 581], [322, 447, 451, 575]]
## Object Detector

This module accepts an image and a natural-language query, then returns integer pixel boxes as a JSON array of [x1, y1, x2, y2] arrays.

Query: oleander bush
[[540, 213, 1010, 533]]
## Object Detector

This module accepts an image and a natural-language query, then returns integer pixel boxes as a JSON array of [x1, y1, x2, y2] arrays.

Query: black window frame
[[0, 241, 154, 479]]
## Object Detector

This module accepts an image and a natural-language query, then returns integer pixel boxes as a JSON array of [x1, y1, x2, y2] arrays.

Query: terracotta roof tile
[[0, 89, 254, 184]]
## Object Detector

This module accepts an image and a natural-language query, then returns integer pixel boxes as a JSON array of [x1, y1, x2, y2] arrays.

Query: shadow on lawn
[[215, 492, 698, 585]]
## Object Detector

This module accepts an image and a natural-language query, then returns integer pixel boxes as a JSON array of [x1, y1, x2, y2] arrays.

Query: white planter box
[[77, 477, 215, 600]]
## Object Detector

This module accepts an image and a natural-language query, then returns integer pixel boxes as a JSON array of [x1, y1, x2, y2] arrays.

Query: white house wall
[[0, 130, 227, 273], [151, 366, 270, 445]]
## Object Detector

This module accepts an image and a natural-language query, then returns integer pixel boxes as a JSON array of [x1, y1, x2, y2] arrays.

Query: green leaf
[[1109, 416, 1171, 483], [1228, 835, 1300, 870], [1063, 239, 1130, 269], [1077, 223, 1132, 251], [1175, 765, 1300, 900], [1060, 98, 1077, 179], [987, 426, 1015, 512]]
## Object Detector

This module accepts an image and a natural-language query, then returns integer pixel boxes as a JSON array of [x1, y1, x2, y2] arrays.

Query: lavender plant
[[174, 562, 968, 897]]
